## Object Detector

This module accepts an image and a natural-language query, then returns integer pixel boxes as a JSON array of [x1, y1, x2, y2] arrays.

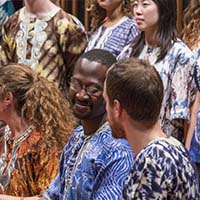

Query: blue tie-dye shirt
[[44, 122, 134, 200], [122, 137, 200, 199], [119, 39, 197, 142]]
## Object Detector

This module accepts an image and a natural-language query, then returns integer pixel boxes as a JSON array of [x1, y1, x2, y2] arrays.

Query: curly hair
[[87, 0, 133, 31], [182, 0, 200, 49], [0, 64, 76, 152]]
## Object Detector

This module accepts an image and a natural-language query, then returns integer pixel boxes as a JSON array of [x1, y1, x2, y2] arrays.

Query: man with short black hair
[[43, 49, 134, 200]]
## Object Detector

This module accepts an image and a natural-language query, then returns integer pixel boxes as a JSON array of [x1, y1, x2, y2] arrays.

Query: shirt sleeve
[[171, 50, 197, 121], [56, 14, 88, 91], [43, 130, 79, 200]]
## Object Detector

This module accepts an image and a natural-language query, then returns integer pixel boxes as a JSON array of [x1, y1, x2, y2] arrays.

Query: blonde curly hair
[[0, 63, 76, 153], [87, 0, 133, 32], [182, 0, 200, 49]]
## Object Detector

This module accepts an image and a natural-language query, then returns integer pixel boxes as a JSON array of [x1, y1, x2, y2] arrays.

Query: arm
[[185, 92, 200, 150]]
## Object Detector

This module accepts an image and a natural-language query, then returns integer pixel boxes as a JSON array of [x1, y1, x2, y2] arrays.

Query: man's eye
[[88, 87, 100, 94]]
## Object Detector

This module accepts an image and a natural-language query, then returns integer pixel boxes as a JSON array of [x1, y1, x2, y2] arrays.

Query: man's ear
[[113, 99, 123, 118]]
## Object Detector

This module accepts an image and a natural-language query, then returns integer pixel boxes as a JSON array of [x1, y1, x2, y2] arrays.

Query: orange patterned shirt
[[0, 130, 59, 197]]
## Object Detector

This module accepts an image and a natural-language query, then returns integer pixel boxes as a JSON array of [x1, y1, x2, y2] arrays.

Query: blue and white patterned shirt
[[44, 122, 134, 200], [123, 137, 200, 199], [85, 16, 140, 58], [119, 39, 197, 142], [189, 41, 200, 163]]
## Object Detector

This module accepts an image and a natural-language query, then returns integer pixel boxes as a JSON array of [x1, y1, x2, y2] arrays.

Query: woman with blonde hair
[[0, 63, 76, 197], [85, 0, 139, 57]]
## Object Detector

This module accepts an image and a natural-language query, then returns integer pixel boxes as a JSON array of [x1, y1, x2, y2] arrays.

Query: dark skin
[[68, 58, 108, 135], [0, 58, 109, 200]]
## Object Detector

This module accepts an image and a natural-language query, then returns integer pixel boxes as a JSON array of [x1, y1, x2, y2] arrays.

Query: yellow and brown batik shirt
[[0, 7, 87, 96]]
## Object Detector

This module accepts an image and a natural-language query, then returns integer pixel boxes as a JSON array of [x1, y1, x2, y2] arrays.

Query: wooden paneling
[[176, 0, 183, 34]]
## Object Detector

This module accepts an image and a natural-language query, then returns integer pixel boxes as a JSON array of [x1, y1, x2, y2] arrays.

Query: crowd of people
[[0, 0, 199, 199]]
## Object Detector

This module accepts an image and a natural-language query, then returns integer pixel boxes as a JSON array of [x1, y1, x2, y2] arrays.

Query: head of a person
[[0, 63, 76, 151], [131, 0, 177, 62], [132, 0, 176, 35], [87, 0, 133, 31], [104, 57, 164, 138], [69, 49, 116, 121]]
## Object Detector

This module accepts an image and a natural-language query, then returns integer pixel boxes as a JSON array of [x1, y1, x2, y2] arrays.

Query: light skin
[[0, 92, 30, 141], [133, 0, 193, 141], [0, 92, 40, 200], [133, 0, 159, 46], [24, 0, 58, 18], [97, 0, 124, 27], [185, 93, 200, 150], [0, 58, 108, 200], [103, 81, 166, 155]]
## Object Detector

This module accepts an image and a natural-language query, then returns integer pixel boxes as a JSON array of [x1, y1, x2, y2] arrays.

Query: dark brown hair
[[106, 57, 163, 124]]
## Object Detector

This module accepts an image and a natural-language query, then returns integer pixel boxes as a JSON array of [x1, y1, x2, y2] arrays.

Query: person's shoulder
[[137, 137, 191, 166], [3, 8, 19, 26], [62, 125, 83, 149], [123, 17, 137, 27], [171, 39, 195, 57], [97, 122, 133, 153], [55, 9, 84, 27], [166, 39, 196, 66]]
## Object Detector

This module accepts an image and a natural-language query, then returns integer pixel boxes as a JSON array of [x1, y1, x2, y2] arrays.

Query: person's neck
[[144, 28, 158, 47], [81, 114, 107, 136], [7, 114, 30, 140], [104, 7, 123, 27], [125, 120, 166, 156], [24, 0, 57, 18]]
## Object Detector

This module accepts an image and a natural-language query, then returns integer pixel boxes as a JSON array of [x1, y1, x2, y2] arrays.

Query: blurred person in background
[[85, 0, 139, 58]]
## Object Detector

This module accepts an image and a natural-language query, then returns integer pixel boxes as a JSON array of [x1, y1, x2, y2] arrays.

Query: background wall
[[12, 0, 188, 34]]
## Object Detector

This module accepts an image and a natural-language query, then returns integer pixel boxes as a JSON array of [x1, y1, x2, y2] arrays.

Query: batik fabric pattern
[[85, 16, 139, 58], [0, 130, 59, 196], [118, 39, 197, 142], [189, 41, 200, 164], [44, 122, 134, 200], [123, 137, 200, 200], [0, 7, 87, 96]]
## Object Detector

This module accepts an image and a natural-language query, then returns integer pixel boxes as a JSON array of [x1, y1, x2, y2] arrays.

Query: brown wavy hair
[[182, 0, 200, 49], [0, 63, 76, 152], [87, 0, 133, 32]]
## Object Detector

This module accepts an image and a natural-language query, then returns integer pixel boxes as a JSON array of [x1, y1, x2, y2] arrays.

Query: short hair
[[106, 57, 164, 124], [80, 49, 117, 67]]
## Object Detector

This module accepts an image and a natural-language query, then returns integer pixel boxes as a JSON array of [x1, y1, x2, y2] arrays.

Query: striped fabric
[[44, 122, 134, 200]]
